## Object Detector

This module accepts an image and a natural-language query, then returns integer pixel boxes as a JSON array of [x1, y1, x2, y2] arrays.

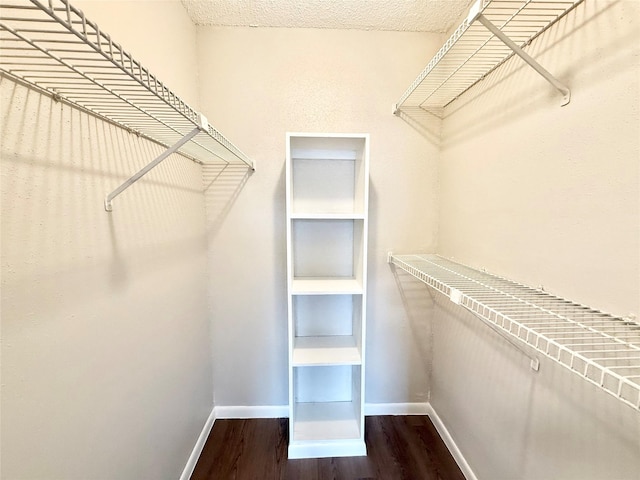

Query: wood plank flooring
[[191, 415, 465, 480]]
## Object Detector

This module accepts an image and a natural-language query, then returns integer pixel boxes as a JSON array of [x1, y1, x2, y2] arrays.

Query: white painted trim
[[364, 402, 430, 416], [426, 403, 478, 480], [179, 403, 476, 480], [214, 405, 289, 419], [214, 403, 430, 419], [179, 406, 216, 480], [288, 439, 367, 459]]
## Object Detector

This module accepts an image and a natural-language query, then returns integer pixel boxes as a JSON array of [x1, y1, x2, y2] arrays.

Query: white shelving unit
[[286, 133, 369, 459], [394, 0, 584, 115], [389, 254, 640, 411], [0, 0, 254, 211]]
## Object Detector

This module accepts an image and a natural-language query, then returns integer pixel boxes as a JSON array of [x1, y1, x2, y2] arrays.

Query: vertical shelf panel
[[293, 219, 355, 277], [286, 133, 369, 459]]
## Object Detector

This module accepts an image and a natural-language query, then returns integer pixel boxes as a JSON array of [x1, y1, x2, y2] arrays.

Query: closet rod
[[460, 296, 541, 371]]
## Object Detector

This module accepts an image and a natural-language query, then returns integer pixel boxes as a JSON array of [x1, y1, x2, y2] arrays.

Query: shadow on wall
[[1, 76, 212, 479], [0, 75, 207, 314], [431, 295, 537, 478], [393, 106, 442, 146], [388, 263, 435, 399], [432, 294, 640, 479], [439, 0, 630, 148], [203, 163, 253, 240]]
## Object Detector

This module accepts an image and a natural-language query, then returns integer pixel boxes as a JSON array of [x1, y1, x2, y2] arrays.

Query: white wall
[[0, 2, 212, 479], [438, 0, 640, 319], [433, 1, 640, 478], [432, 297, 640, 480], [197, 27, 442, 407], [74, 0, 200, 106]]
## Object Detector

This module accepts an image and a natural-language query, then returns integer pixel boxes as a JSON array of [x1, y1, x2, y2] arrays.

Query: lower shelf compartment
[[292, 401, 362, 442], [290, 341, 364, 458], [289, 400, 366, 459]]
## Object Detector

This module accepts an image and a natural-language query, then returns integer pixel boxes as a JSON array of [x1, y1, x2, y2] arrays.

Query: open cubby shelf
[[286, 133, 369, 459]]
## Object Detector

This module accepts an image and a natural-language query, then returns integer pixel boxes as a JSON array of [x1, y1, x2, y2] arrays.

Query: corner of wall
[[425, 403, 478, 480], [179, 406, 217, 480]]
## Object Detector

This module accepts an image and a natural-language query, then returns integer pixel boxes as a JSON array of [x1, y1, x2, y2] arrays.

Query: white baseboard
[[181, 402, 475, 480], [214, 404, 289, 419], [179, 406, 216, 480], [288, 439, 367, 459], [425, 403, 478, 480], [364, 402, 430, 416], [213, 403, 430, 418]]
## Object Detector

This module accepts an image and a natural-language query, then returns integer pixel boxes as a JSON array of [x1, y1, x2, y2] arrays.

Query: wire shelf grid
[[394, 0, 583, 114], [389, 253, 640, 411], [0, 0, 253, 169]]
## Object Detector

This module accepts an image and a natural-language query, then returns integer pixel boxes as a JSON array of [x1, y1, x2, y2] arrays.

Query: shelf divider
[[291, 277, 363, 295], [293, 336, 362, 366]]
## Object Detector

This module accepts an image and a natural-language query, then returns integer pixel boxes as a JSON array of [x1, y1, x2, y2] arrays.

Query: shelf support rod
[[104, 125, 201, 212], [458, 299, 540, 372], [475, 14, 571, 106]]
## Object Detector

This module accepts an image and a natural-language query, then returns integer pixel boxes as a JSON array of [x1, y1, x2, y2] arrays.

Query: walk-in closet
[[1, 0, 638, 479]]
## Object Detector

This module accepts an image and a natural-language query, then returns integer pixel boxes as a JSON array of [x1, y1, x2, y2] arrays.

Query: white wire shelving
[[0, 0, 254, 210], [394, 0, 584, 114], [388, 253, 640, 412]]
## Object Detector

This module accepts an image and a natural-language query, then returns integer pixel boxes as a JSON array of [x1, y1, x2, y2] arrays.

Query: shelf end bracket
[[476, 14, 571, 107], [104, 126, 202, 212], [466, 0, 485, 23]]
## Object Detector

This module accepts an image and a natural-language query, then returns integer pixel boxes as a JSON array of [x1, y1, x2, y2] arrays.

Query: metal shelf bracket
[[1, 0, 255, 212], [104, 115, 209, 212], [474, 13, 571, 106], [393, 0, 580, 115]]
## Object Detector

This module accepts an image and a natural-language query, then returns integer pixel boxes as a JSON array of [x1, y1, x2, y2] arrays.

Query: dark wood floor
[[191, 415, 465, 480]]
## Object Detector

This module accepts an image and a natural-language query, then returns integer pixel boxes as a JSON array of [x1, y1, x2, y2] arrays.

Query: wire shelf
[[0, 0, 254, 169], [394, 0, 583, 114], [389, 253, 640, 411]]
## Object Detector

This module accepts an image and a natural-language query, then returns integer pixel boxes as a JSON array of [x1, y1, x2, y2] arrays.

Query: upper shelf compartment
[[288, 134, 369, 217], [394, 0, 584, 115], [0, 0, 254, 171]]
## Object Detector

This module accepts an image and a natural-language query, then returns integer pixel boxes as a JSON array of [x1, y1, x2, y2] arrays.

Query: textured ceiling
[[180, 0, 474, 32]]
